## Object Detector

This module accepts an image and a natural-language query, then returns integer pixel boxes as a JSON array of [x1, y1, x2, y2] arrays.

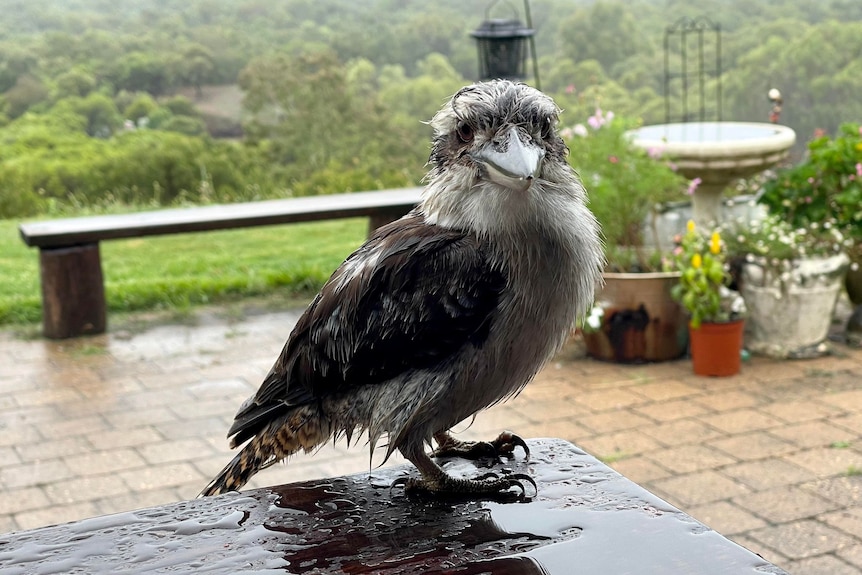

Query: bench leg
[[39, 244, 107, 339]]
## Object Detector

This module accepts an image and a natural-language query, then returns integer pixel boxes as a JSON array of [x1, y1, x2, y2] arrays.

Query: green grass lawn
[[0, 216, 367, 326]]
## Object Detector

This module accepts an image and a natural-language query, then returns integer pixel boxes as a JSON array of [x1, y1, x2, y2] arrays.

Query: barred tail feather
[[200, 406, 333, 497], [199, 440, 273, 497]]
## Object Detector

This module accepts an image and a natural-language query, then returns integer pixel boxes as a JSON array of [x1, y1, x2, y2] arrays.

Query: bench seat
[[18, 187, 422, 338]]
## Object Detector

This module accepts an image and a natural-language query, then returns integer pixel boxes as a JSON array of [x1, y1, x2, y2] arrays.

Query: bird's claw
[[391, 471, 537, 502], [432, 430, 530, 461]]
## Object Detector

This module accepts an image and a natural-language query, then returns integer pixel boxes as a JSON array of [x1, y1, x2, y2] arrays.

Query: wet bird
[[201, 80, 604, 499]]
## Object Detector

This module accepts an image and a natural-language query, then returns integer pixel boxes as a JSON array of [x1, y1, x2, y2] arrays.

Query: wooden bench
[[0, 439, 787, 574], [18, 187, 423, 339]]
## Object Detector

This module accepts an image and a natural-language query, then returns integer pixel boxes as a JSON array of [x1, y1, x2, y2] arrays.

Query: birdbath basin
[[628, 121, 796, 226]]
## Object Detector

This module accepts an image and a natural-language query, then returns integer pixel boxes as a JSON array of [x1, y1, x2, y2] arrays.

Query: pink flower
[[565, 84, 576, 94], [608, 155, 619, 164], [647, 146, 664, 159], [686, 177, 702, 196], [856, 162, 862, 176], [573, 124, 588, 137]]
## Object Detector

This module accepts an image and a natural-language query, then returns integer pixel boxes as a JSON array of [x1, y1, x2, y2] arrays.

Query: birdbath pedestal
[[628, 122, 796, 226]]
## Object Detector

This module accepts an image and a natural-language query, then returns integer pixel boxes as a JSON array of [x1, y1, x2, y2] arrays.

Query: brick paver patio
[[1, 306, 861, 575]]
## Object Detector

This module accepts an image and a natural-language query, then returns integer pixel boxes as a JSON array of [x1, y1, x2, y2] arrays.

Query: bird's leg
[[394, 445, 536, 501], [432, 430, 530, 460]]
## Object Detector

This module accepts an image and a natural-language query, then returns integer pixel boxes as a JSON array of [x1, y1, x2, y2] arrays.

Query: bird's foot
[[432, 430, 530, 461], [392, 470, 536, 502]]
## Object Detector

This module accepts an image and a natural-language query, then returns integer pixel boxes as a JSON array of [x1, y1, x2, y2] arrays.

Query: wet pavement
[[1, 305, 861, 574]]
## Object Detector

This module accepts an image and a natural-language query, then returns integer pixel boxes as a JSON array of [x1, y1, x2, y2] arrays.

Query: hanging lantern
[[471, 18, 534, 81]]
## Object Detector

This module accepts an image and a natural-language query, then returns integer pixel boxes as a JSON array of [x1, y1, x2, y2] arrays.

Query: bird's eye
[[456, 123, 474, 143]]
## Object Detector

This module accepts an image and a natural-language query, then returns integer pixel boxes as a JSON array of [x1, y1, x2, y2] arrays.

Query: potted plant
[[564, 110, 690, 362], [759, 122, 862, 305], [721, 213, 849, 358], [668, 221, 746, 376]]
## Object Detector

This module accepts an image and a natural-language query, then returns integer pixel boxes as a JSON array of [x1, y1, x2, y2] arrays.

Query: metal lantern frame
[[471, 0, 541, 89]]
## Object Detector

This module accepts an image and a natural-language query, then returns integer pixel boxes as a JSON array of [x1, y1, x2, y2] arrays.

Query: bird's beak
[[472, 127, 545, 192]]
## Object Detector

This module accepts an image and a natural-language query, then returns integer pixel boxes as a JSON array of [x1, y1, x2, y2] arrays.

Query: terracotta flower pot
[[688, 320, 744, 377]]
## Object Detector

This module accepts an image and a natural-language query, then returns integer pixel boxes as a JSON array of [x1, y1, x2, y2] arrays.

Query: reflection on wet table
[[0, 438, 788, 574]]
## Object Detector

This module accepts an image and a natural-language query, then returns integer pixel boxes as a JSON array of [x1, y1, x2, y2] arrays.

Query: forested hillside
[[1, 0, 860, 217]]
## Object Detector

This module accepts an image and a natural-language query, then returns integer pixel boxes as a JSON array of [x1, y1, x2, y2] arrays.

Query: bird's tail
[[200, 406, 332, 497], [200, 439, 274, 497]]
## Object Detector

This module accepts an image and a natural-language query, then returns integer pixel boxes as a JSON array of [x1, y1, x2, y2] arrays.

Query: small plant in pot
[[564, 110, 690, 362], [667, 221, 746, 376], [720, 213, 849, 358]]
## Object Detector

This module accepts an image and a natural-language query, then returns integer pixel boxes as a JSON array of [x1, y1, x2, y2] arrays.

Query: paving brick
[[0, 487, 49, 514], [86, 427, 164, 450], [16, 436, 92, 462], [702, 409, 783, 434], [574, 388, 646, 411], [649, 470, 750, 507], [136, 438, 216, 465], [629, 380, 701, 401], [44, 474, 130, 505], [632, 398, 710, 422], [821, 507, 862, 539], [64, 449, 146, 476], [646, 444, 737, 475], [749, 519, 855, 560], [37, 415, 108, 439], [608, 456, 673, 484], [708, 431, 797, 461], [693, 391, 761, 412], [770, 420, 857, 449], [0, 446, 21, 468], [838, 538, 862, 569], [641, 419, 724, 447], [759, 400, 842, 423], [687, 500, 767, 535], [833, 413, 862, 435], [577, 430, 661, 461], [118, 462, 204, 491], [820, 389, 862, 410], [0, 459, 73, 490], [104, 406, 178, 428], [15, 502, 100, 531], [784, 447, 862, 478], [734, 486, 840, 523], [579, 410, 653, 434], [802, 476, 862, 508], [96, 488, 183, 516], [787, 554, 861, 575], [721, 459, 816, 491], [514, 418, 592, 442]]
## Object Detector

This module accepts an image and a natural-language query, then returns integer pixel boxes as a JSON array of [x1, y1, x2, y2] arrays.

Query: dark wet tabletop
[[0, 438, 787, 574]]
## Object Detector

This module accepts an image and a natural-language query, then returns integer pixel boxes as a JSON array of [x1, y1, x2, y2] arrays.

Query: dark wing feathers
[[227, 215, 506, 446]]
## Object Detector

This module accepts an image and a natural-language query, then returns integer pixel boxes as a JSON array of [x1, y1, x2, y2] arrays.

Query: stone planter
[[583, 271, 688, 363], [740, 253, 849, 358]]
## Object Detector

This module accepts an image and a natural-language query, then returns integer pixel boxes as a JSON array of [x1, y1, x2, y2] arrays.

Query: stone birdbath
[[627, 121, 796, 226]]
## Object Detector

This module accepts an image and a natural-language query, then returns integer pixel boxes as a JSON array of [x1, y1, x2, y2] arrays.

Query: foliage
[[667, 220, 742, 328], [563, 110, 686, 271], [759, 122, 862, 259], [721, 212, 848, 264]]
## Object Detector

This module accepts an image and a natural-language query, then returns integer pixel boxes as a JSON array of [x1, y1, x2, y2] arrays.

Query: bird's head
[[422, 80, 582, 234]]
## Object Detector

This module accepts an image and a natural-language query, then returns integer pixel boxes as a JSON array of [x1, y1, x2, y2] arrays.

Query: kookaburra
[[201, 80, 604, 498]]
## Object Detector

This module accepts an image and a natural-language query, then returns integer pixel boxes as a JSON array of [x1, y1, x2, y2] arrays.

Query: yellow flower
[[687, 220, 696, 233], [691, 253, 702, 269], [710, 231, 721, 254], [856, 142, 862, 152]]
